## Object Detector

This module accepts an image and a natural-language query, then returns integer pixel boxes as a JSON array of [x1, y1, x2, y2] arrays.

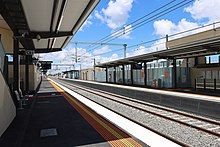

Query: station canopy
[[97, 26, 220, 68], [0, 0, 99, 53]]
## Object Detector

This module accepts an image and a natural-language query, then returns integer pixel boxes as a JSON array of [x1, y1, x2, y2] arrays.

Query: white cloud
[[185, 0, 220, 23], [153, 19, 175, 37], [153, 0, 220, 40], [97, 53, 119, 63], [95, 0, 134, 30], [93, 45, 111, 56], [154, 19, 199, 37], [39, 47, 92, 69], [39, 45, 120, 71], [127, 39, 167, 58]]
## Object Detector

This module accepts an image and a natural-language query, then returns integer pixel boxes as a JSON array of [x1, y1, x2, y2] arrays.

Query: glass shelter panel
[[146, 60, 173, 88], [116, 65, 123, 83], [124, 64, 131, 84], [107, 67, 115, 83], [133, 63, 144, 85], [96, 70, 106, 82], [176, 59, 191, 88]]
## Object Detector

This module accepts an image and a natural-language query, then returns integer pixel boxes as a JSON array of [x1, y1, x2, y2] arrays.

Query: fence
[[195, 78, 220, 90]]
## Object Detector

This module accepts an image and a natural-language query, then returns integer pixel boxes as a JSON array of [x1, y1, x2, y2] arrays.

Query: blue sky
[[42, 0, 220, 73]]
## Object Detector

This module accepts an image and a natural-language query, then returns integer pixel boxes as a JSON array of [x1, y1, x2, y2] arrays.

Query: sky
[[40, 0, 220, 74]]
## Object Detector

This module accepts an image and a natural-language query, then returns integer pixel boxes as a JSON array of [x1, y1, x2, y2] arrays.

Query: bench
[[14, 89, 29, 109]]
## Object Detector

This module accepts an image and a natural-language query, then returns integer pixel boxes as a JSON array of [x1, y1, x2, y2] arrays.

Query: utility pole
[[166, 34, 169, 49]]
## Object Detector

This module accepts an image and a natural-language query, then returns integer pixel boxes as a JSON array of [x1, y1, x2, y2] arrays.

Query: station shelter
[[62, 70, 80, 79], [0, 0, 99, 137], [96, 25, 220, 90]]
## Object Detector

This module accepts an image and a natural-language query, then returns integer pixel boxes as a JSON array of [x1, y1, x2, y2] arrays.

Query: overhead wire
[[81, 0, 193, 56], [81, 0, 177, 50], [78, 0, 194, 63], [79, 20, 220, 64], [85, 0, 194, 54]]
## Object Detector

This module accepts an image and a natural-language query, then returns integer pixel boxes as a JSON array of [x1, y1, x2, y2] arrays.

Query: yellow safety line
[[49, 80, 142, 147]]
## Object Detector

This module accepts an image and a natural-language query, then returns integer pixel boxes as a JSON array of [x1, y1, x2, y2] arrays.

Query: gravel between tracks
[[58, 81, 220, 147]]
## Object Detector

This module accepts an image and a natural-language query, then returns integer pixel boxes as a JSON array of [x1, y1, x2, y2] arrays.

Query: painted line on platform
[[50, 80, 141, 147], [49, 78, 180, 147]]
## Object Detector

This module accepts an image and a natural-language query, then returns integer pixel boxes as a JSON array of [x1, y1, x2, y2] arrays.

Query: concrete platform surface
[[0, 79, 144, 147]]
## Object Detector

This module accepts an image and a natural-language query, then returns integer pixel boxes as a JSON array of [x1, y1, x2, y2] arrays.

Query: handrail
[[195, 78, 220, 91]]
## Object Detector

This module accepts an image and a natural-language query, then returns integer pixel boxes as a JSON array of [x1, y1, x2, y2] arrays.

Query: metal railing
[[195, 78, 220, 90]]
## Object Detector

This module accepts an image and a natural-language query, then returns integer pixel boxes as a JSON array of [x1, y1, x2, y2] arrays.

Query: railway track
[[54, 79, 220, 146]]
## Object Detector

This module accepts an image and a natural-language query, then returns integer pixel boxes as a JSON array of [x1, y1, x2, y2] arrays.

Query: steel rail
[[58, 79, 220, 138], [52, 79, 188, 146]]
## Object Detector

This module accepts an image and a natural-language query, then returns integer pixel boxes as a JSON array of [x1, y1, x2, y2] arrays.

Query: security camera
[[36, 34, 41, 41]]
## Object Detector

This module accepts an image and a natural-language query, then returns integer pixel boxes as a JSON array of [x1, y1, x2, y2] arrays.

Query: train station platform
[[60, 78, 220, 120], [0, 78, 145, 147]]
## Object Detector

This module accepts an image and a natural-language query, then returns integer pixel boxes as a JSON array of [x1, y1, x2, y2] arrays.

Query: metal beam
[[122, 65, 125, 84], [173, 59, 177, 88], [131, 64, 133, 85], [113, 66, 116, 83], [48, 0, 59, 50], [18, 48, 61, 54], [34, 48, 62, 53], [20, 31, 73, 39], [144, 62, 147, 86], [153, 55, 173, 59], [106, 67, 108, 82], [50, 0, 67, 50], [25, 55, 29, 94], [13, 38, 20, 92]]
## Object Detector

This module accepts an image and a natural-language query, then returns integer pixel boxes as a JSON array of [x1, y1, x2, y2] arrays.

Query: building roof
[[62, 70, 79, 74]]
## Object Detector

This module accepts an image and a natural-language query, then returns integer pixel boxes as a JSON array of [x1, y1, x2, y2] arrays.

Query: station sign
[[133, 63, 142, 70], [39, 61, 53, 70]]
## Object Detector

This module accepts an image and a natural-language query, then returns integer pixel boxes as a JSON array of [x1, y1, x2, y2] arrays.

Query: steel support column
[[144, 62, 147, 86], [131, 64, 133, 85], [173, 59, 177, 88], [13, 38, 20, 92], [122, 65, 125, 84], [106, 67, 108, 82], [186, 58, 190, 86], [114, 66, 116, 83], [3, 55, 8, 84], [25, 55, 29, 94]]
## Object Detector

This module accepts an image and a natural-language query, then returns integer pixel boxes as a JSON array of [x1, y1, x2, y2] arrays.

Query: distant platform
[[60, 78, 220, 120]]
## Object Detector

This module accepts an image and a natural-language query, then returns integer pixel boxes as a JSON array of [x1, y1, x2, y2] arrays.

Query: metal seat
[[18, 89, 28, 106], [14, 90, 23, 109]]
